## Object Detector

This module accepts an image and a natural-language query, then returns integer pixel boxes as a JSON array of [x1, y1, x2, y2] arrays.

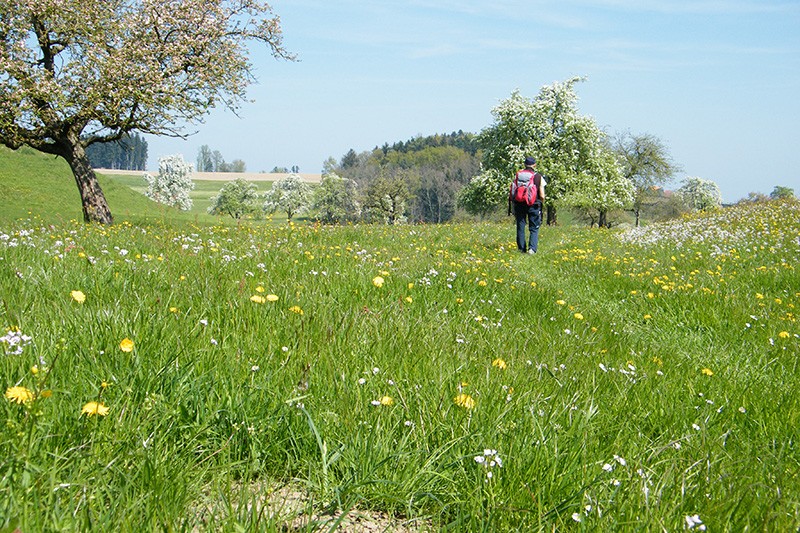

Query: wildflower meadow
[[1, 199, 798, 530]]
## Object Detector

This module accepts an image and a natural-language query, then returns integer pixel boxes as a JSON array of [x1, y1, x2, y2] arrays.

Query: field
[[1, 147, 799, 531]]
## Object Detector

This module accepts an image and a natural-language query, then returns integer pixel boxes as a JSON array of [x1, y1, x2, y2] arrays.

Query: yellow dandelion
[[492, 358, 507, 370], [643, 314, 652, 320], [250, 295, 266, 304], [701, 368, 714, 376], [70, 290, 86, 304], [556, 300, 566, 306], [255, 286, 265, 293], [405, 296, 413, 303], [574, 313, 584, 320], [407, 282, 414, 289], [456, 298, 464, 304], [778, 331, 790, 339], [119, 338, 134, 352], [81, 401, 110, 417], [289, 305, 304, 315], [266, 294, 279, 302], [169, 307, 178, 313], [454, 393, 475, 410], [478, 280, 487, 287], [5, 386, 34, 404], [31, 365, 38, 375], [372, 276, 385, 288], [379, 395, 394, 406]]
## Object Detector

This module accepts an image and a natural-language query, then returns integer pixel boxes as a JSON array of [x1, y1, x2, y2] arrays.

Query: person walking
[[508, 156, 546, 254]]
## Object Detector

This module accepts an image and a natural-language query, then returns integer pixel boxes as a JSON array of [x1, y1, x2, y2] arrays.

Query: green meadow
[[1, 147, 799, 531]]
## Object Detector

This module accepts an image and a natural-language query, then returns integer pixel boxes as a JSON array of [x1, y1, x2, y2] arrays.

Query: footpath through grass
[[1, 200, 798, 531]]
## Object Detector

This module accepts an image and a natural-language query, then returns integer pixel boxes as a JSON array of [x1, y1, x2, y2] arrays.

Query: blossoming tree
[[678, 177, 723, 211], [0, 0, 292, 224], [144, 154, 194, 211], [263, 174, 312, 221], [468, 77, 629, 225]]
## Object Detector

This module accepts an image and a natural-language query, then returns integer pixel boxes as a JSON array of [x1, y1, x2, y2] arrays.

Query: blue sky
[[145, 0, 800, 202]]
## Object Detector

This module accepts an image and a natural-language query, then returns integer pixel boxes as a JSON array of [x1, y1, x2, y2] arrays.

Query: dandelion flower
[[492, 358, 507, 370], [5, 386, 34, 404], [701, 367, 713, 376], [574, 312, 584, 320], [289, 305, 304, 315], [453, 393, 475, 409], [372, 276, 385, 288], [250, 295, 266, 304], [556, 300, 566, 306], [405, 296, 413, 303], [778, 331, 790, 339], [70, 290, 86, 304], [266, 294, 279, 302], [119, 338, 134, 352], [81, 401, 110, 417], [255, 286, 265, 293], [379, 395, 394, 406]]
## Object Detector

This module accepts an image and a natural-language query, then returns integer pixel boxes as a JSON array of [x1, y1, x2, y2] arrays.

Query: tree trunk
[[546, 204, 557, 225], [599, 210, 607, 228], [65, 141, 114, 224], [634, 207, 641, 227]]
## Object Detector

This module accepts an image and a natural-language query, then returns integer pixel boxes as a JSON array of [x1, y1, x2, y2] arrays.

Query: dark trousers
[[514, 202, 542, 252]]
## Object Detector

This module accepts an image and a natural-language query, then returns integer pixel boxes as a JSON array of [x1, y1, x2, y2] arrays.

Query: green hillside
[[0, 146, 166, 225], [0, 147, 275, 226]]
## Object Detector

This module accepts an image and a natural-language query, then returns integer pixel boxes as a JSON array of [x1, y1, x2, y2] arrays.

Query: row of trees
[[196, 145, 247, 173], [332, 133, 481, 224], [205, 175, 315, 221], [86, 133, 148, 171]]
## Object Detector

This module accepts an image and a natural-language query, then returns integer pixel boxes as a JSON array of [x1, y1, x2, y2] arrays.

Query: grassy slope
[[0, 147, 275, 226]]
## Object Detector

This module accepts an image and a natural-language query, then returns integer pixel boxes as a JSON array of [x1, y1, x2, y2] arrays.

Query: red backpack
[[510, 170, 539, 206]]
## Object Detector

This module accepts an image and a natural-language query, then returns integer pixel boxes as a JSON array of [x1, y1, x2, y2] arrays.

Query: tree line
[[85, 133, 148, 171]]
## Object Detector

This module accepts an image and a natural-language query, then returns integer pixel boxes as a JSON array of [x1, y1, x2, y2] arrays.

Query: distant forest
[[86, 133, 148, 170], [334, 130, 481, 223]]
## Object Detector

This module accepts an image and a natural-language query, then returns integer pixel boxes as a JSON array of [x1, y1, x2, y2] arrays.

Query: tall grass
[[1, 198, 798, 530]]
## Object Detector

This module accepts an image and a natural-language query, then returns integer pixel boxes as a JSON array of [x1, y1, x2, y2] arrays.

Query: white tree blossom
[[470, 77, 629, 224], [263, 174, 313, 221], [208, 178, 260, 219], [144, 154, 195, 211], [313, 172, 361, 223], [678, 177, 723, 211]]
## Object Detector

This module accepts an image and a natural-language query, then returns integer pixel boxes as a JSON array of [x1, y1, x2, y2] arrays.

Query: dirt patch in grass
[[191, 482, 433, 532]]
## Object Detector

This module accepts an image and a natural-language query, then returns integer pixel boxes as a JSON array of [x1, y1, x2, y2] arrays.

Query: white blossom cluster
[[474, 449, 503, 480], [144, 154, 195, 211], [1, 327, 32, 355]]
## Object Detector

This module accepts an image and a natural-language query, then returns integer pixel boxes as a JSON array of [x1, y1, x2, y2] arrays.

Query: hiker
[[508, 156, 546, 254]]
